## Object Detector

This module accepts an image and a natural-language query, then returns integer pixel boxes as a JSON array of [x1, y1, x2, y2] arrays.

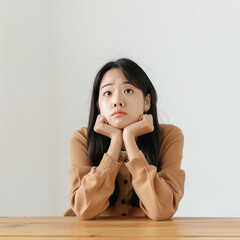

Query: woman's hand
[[123, 114, 154, 140], [94, 114, 122, 139]]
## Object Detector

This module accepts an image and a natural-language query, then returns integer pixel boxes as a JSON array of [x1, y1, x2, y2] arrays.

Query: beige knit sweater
[[68, 124, 185, 220]]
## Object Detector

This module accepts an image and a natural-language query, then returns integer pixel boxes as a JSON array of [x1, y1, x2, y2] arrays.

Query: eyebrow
[[100, 81, 133, 90]]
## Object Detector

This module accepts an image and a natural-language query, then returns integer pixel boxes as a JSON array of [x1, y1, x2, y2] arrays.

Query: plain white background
[[0, 0, 240, 217]]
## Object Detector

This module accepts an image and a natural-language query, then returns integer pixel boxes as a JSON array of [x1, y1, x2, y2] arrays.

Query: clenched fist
[[94, 114, 123, 139], [123, 114, 154, 140]]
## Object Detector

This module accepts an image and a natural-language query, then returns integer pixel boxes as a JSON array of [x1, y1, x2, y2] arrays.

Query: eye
[[125, 89, 133, 94], [103, 91, 111, 96]]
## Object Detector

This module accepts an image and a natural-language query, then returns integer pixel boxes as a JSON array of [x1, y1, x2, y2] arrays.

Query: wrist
[[123, 130, 135, 142], [111, 132, 122, 141]]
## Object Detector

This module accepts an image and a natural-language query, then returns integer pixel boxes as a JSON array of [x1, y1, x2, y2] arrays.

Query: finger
[[96, 115, 104, 125], [96, 114, 101, 120], [101, 115, 107, 123], [99, 115, 105, 122], [99, 115, 109, 125], [141, 114, 148, 121]]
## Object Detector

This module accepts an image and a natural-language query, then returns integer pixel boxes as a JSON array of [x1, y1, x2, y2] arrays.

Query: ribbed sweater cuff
[[125, 150, 149, 177], [97, 153, 122, 172]]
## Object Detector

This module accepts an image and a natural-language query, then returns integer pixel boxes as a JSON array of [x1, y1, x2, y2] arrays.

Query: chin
[[109, 121, 128, 130], [111, 124, 126, 130]]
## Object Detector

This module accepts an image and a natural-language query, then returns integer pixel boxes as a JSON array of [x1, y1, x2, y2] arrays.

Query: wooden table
[[1, 217, 240, 239]]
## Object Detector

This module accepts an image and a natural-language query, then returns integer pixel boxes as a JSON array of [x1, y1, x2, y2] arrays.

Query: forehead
[[100, 68, 129, 86]]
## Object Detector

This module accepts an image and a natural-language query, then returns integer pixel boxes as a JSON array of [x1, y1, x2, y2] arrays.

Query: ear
[[144, 94, 151, 113]]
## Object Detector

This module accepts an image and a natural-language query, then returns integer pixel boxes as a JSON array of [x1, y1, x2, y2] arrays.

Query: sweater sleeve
[[68, 128, 122, 219], [125, 125, 185, 220]]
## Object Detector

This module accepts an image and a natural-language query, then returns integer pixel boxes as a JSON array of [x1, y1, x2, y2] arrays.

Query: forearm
[[123, 135, 139, 161], [69, 149, 122, 219], [125, 153, 185, 220], [107, 135, 122, 162]]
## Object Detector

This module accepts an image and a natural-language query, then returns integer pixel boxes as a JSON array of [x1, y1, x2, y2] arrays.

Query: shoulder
[[158, 123, 184, 140], [69, 127, 90, 164], [70, 127, 88, 146], [158, 124, 184, 168], [158, 124, 184, 156], [72, 127, 88, 138]]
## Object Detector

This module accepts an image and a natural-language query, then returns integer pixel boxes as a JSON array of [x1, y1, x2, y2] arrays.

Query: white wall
[[0, 0, 239, 217]]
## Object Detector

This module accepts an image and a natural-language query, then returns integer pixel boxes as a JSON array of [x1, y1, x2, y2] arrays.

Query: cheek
[[128, 106, 144, 122], [98, 101, 109, 114], [132, 101, 144, 114]]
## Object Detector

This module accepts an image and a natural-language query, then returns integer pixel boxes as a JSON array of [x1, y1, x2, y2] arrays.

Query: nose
[[113, 93, 124, 108], [114, 102, 123, 107]]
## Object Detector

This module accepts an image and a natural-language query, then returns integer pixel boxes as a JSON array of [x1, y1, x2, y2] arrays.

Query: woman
[[68, 58, 185, 220]]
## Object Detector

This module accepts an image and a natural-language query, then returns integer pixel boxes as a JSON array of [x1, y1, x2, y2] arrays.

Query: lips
[[111, 110, 126, 116]]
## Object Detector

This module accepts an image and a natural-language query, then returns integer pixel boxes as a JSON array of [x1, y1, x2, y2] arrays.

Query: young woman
[[67, 58, 185, 220]]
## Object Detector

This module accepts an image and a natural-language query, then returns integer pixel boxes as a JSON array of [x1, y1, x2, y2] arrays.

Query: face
[[97, 68, 151, 129]]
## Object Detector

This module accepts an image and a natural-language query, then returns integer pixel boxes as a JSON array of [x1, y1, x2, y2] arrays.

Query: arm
[[68, 128, 122, 219], [124, 124, 185, 220]]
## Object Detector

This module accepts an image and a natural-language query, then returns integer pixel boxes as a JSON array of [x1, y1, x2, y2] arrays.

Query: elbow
[[71, 199, 102, 220], [70, 196, 96, 220], [77, 212, 95, 220], [150, 193, 184, 221], [73, 206, 98, 220], [148, 209, 175, 221], [72, 203, 99, 220], [144, 202, 178, 221]]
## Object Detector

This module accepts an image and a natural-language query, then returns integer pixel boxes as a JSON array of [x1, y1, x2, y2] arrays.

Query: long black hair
[[87, 58, 162, 207]]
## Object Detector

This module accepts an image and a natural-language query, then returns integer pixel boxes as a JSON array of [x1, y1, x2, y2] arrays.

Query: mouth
[[112, 113, 127, 117], [111, 111, 127, 117]]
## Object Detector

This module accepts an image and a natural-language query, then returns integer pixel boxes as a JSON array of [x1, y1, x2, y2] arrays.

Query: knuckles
[[142, 115, 154, 132]]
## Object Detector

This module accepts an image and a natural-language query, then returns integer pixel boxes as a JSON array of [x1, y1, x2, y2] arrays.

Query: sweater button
[[121, 199, 126, 204], [123, 180, 128, 184]]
